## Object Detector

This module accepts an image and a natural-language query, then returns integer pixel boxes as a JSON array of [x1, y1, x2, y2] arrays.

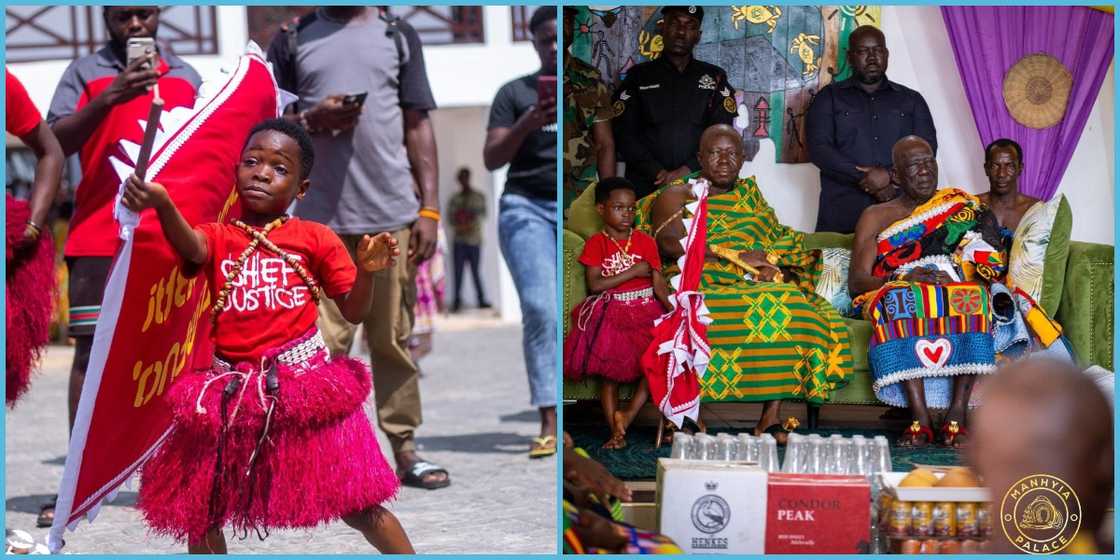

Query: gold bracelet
[[419, 207, 441, 221], [652, 207, 685, 239]]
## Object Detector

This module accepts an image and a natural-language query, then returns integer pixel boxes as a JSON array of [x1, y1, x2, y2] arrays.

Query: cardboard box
[[621, 502, 657, 532], [656, 459, 767, 554], [765, 473, 871, 553]]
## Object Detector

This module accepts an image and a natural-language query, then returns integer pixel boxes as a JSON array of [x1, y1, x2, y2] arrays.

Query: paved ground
[[5, 311, 557, 554]]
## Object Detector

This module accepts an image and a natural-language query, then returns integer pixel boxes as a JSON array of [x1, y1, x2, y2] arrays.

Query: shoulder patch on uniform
[[613, 100, 625, 116], [724, 96, 737, 114]]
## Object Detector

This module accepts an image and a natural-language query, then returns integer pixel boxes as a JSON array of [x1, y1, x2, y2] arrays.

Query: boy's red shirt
[[196, 218, 355, 363]]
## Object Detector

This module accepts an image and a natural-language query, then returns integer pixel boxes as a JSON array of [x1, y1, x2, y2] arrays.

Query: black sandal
[[400, 460, 451, 490], [758, 416, 802, 445], [36, 495, 57, 528]]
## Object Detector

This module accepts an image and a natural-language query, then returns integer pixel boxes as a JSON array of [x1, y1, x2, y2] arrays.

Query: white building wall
[[422, 5, 541, 322], [748, 5, 1114, 244]]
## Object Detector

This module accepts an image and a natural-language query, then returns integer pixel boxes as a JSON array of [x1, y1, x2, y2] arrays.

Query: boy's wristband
[[419, 207, 441, 222]]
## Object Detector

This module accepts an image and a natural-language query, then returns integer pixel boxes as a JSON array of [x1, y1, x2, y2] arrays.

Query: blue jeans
[[452, 241, 487, 306], [498, 192, 557, 408]]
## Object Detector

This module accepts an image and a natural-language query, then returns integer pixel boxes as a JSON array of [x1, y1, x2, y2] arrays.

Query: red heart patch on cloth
[[915, 338, 952, 369]]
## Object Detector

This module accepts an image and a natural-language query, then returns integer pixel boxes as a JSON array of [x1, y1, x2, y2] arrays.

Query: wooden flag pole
[[134, 86, 164, 179]]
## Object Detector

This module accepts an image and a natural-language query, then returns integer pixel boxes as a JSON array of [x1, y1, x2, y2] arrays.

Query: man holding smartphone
[[267, 6, 447, 490], [483, 6, 559, 459], [43, 5, 201, 527]]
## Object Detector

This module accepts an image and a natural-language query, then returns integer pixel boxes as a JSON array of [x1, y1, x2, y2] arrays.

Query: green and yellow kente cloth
[[636, 175, 852, 404]]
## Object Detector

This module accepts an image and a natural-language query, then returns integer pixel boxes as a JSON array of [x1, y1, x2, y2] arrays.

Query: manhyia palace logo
[[999, 474, 1082, 554]]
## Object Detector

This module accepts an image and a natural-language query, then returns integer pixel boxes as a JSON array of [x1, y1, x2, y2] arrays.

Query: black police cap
[[660, 6, 704, 23]]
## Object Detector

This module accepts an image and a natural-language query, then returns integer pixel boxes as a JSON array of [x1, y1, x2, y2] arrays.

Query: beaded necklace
[[211, 216, 321, 323], [607, 229, 633, 257], [601, 228, 638, 276]]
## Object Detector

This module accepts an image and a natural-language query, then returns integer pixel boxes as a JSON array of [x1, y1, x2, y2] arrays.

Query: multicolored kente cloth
[[855, 188, 1007, 408], [563, 56, 613, 210], [563, 500, 683, 554], [637, 175, 852, 404]]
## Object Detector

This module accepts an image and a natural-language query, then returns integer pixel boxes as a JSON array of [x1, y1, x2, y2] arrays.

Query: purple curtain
[[941, 6, 1113, 200]]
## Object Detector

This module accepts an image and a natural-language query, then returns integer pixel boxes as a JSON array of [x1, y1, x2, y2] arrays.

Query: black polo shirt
[[612, 56, 738, 198], [806, 75, 937, 233]]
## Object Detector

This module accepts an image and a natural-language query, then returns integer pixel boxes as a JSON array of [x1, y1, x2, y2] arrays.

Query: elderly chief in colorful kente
[[637, 124, 852, 443], [849, 135, 1010, 449]]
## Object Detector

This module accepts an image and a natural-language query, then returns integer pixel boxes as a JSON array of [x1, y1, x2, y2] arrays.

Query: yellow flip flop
[[529, 435, 557, 458]]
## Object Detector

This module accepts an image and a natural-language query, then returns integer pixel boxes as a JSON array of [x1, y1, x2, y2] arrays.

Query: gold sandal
[[529, 435, 557, 458]]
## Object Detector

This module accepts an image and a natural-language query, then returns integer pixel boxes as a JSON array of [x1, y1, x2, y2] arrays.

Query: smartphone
[[342, 92, 368, 108], [536, 75, 557, 103], [126, 37, 156, 70]]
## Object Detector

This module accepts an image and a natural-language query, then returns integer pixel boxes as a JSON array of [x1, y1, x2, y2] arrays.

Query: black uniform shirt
[[806, 75, 937, 233], [612, 56, 738, 198]]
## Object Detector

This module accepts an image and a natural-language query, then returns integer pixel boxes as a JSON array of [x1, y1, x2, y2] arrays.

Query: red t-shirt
[[48, 48, 200, 257], [579, 230, 662, 292], [6, 68, 41, 137], [197, 218, 356, 363]]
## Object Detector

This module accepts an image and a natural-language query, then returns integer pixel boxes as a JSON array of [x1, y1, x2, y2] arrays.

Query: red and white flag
[[641, 179, 713, 428]]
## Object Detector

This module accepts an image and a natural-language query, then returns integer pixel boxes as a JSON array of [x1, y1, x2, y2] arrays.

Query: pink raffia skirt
[[6, 195, 55, 407], [564, 286, 664, 383], [137, 328, 399, 543]]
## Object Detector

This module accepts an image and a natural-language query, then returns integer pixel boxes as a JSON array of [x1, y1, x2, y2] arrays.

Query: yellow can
[[933, 502, 957, 537], [911, 502, 934, 537], [977, 503, 992, 537], [889, 499, 912, 537], [956, 502, 978, 538]]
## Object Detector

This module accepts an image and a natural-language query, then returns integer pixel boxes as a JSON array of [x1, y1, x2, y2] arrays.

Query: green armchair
[[562, 191, 1113, 410]]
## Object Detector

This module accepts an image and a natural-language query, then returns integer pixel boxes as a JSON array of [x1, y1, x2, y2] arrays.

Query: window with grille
[[5, 6, 219, 64], [388, 6, 484, 45], [246, 6, 486, 51], [511, 6, 530, 42]]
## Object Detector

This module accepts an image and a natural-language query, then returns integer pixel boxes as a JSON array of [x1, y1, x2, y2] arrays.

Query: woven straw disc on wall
[[1003, 53, 1073, 129]]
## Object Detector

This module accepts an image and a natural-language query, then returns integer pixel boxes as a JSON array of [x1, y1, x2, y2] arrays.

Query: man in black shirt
[[483, 6, 559, 459], [806, 25, 937, 233], [612, 6, 738, 199]]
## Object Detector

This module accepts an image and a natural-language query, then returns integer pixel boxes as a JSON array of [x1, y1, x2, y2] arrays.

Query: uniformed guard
[[612, 6, 738, 198]]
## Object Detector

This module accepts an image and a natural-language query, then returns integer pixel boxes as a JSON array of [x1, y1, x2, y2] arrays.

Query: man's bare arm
[[404, 108, 439, 263], [848, 207, 889, 296], [650, 187, 688, 261]]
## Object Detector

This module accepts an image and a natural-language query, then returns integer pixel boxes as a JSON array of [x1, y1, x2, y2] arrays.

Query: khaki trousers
[[318, 228, 420, 455]]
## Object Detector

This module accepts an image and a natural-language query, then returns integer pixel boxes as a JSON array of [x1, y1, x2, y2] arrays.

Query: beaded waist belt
[[611, 287, 654, 302], [214, 329, 328, 371]]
